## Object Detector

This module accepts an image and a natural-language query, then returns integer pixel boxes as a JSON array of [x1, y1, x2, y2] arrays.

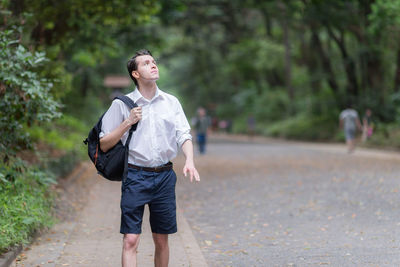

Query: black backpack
[[83, 95, 138, 181]]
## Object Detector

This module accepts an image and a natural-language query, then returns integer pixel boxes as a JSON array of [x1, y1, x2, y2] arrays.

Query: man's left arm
[[181, 140, 200, 182], [174, 99, 200, 182]]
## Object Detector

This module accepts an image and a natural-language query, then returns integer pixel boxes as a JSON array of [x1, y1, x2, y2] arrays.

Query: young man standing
[[99, 49, 200, 267]]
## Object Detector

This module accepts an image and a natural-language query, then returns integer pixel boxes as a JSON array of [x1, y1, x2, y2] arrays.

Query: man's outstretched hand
[[183, 161, 200, 182]]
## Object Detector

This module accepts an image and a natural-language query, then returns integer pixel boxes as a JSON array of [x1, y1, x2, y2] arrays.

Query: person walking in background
[[193, 107, 211, 154], [362, 108, 374, 142], [99, 49, 200, 267], [339, 105, 362, 153], [247, 114, 256, 139]]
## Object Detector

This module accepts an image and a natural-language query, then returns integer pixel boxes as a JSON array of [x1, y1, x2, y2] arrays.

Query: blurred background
[[2, 0, 400, 256]]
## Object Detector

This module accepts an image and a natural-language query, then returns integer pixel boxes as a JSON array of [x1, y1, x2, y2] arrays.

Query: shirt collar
[[130, 87, 164, 104]]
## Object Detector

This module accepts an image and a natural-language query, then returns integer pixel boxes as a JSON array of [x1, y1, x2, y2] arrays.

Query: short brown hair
[[127, 49, 153, 87]]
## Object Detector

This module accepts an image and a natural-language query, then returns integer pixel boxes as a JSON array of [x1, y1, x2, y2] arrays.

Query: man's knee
[[123, 234, 140, 251]]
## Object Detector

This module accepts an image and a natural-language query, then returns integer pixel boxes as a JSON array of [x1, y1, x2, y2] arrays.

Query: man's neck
[[138, 81, 157, 100]]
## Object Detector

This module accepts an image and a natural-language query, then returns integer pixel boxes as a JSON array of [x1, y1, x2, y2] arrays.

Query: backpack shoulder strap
[[114, 95, 138, 109], [113, 95, 137, 182], [114, 95, 138, 133]]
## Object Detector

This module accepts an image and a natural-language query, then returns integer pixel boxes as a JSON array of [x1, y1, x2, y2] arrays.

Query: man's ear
[[132, 71, 139, 79]]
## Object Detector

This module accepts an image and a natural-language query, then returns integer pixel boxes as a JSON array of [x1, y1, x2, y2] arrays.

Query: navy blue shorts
[[345, 128, 356, 141], [120, 167, 177, 234]]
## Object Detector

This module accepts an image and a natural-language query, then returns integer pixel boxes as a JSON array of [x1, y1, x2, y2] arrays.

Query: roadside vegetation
[[0, 24, 86, 252]]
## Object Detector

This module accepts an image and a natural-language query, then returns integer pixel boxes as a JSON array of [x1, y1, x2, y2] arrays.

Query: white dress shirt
[[100, 88, 192, 167]]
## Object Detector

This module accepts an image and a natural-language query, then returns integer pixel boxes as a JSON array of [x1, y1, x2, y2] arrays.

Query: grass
[[0, 114, 88, 253], [0, 160, 55, 253]]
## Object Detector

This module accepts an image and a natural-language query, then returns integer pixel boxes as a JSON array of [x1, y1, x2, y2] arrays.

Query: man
[[192, 107, 211, 154], [247, 114, 256, 140], [99, 49, 200, 267], [339, 105, 362, 153]]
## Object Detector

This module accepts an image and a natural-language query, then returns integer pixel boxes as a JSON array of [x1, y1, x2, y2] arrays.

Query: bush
[[264, 113, 338, 140], [0, 160, 55, 253], [366, 123, 400, 149], [0, 26, 61, 156], [27, 114, 87, 154], [26, 114, 87, 178], [253, 89, 291, 122]]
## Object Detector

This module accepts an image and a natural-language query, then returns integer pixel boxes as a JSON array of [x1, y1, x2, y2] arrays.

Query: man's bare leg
[[346, 139, 355, 153], [152, 233, 169, 267], [122, 234, 140, 267]]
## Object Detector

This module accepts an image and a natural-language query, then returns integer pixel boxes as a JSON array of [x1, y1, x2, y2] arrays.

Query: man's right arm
[[100, 106, 142, 152]]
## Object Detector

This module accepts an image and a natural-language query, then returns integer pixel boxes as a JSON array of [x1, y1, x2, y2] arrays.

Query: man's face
[[198, 108, 206, 117], [134, 55, 159, 82]]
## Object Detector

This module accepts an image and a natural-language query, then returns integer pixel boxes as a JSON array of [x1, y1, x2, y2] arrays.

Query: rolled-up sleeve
[[175, 100, 192, 148], [99, 100, 125, 138]]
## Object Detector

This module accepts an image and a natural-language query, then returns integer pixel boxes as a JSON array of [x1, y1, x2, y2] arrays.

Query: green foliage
[[159, 0, 400, 143], [28, 115, 87, 152], [228, 39, 285, 83], [253, 90, 291, 122], [26, 114, 87, 178], [62, 89, 108, 126], [72, 50, 97, 68], [46, 151, 81, 179], [0, 27, 61, 156], [1, 0, 166, 132], [369, 0, 400, 36], [0, 159, 55, 253], [265, 113, 338, 141], [26, 112, 89, 178], [367, 123, 400, 149], [4, 0, 400, 146]]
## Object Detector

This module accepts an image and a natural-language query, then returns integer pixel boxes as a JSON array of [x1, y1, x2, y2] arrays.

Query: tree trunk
[[366, 52, 382, 89], [220, 2, 241, 44], [259, 5, 273, 38], [326, 26, 358, 98], [394, 48, 400, 92], [283, 18, 293, 101], [311, 30, 338, 94], [259, 5, 284, 87], [308, 32, 321, 94]]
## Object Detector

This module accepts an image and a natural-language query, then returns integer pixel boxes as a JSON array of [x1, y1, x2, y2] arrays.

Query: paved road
[[8, 136, 400, 266], [175, 137, 400, 266]]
